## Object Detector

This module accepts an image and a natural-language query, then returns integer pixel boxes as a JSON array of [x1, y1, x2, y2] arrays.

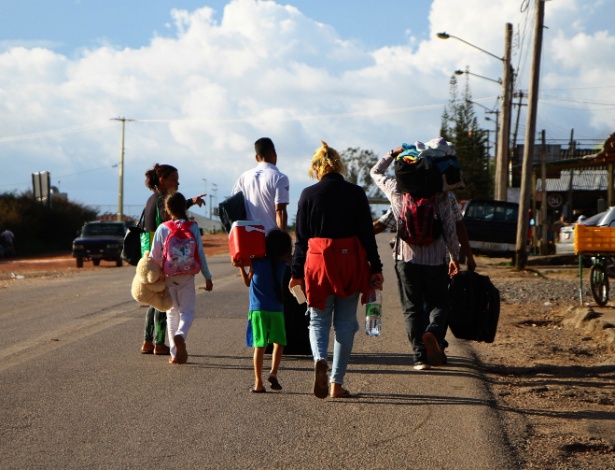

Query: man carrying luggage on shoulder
[[371, 144, 460, 371]]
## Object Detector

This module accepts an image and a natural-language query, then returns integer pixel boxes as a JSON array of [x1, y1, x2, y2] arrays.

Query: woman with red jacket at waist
[[290, 141, 384, 399]]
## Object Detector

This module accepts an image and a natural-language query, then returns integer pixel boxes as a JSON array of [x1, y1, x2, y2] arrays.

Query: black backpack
[[218, 191, 247, 234], [394, 153, 465, 196], [448, 270, 500, 343], [394, 156, 442, 197], [121, 210, 145, 266]]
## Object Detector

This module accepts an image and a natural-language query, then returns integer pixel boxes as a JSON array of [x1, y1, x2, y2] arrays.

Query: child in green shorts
[[238, 229, 292, 393]]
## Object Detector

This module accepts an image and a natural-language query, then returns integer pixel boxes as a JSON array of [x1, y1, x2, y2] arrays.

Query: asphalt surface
[[0, 235, 515, 469]]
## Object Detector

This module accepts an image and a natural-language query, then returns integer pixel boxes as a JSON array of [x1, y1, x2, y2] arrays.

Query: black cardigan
[[291, 172, 383, 278]]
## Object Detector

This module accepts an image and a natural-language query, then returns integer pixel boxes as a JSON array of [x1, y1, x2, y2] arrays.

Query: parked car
[[556, 210, 606, 255], [461, 199, 521, 262], [597, 207, 615, 227], [556, 225, 575, 254], [72, 221, 126, 268]]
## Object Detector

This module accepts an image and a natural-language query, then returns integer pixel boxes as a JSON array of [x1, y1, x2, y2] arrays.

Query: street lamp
[[437, 32, 503, 61], [466, 100, 500, 157], [210, 183, 218, 220], [438, 25, 514, 201], [455, 69, 501, 85]]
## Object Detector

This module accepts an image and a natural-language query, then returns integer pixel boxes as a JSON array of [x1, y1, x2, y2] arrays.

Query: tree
[[339, 147, 383, 219], [0, 191, 98, 256], [339, 147, 380, 198], [440, 75, 493, 200]]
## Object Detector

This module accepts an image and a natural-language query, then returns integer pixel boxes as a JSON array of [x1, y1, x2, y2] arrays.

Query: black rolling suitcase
[[266, 267, 312, 356], [448, 270, 500, 343]]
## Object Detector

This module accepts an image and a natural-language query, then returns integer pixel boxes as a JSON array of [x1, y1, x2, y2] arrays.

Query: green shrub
[[0, 192, 98, 256]]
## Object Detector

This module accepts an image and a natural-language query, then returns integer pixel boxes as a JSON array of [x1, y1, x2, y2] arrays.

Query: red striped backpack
[[397, 193, 442, 246]]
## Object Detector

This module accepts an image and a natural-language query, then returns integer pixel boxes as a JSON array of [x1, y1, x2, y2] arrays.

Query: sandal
[[268, 376, 282, 391], [330, 388, 352, 399], [313, 359, 329, 399]]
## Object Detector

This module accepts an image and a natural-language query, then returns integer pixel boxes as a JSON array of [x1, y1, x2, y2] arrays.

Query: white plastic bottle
[[365, 289, 382, 336]]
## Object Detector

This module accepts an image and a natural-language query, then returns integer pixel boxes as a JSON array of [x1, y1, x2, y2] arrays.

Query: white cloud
[[0, 0, 613, 217]]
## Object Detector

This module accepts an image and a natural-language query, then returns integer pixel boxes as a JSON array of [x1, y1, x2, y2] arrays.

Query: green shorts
[[248, 310, 287, 348]]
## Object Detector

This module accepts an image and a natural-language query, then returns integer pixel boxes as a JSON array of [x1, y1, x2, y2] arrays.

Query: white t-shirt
[[232, 162, 290, 234]]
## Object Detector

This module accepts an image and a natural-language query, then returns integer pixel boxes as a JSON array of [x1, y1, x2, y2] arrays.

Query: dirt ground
[[1, 234, 614, 468], [0, 234, 230, 279], [471, 261, 615, 469]]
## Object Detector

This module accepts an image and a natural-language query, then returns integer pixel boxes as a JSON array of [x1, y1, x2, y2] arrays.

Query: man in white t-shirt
[[232, 137, 289, 234]]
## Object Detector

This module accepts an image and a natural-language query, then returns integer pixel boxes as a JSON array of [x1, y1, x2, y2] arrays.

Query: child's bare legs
[[269, 343, 283, 378], [267, 343, 284, 390], [252, 347, 266, 392], [253, 344, 284, 392]]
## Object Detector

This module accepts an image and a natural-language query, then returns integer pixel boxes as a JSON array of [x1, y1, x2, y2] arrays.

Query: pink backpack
[[162, 220, 201, 275]]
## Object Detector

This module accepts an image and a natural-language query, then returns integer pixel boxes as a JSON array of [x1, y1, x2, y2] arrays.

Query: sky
[[1, 0, 614, 220]]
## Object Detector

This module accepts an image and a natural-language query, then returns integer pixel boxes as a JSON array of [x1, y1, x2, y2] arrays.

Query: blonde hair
[[309, 141, 345, 180]]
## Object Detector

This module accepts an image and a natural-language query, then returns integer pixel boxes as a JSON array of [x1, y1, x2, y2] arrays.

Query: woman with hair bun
[[139, 163, 206, 356], [290, 142, 384, 399]]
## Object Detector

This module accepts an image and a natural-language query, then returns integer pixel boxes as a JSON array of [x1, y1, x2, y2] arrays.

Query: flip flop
[[268, 376, 282, 391], [173, 334, 188, 364], [422, 331, 445, 367], [250, 388, 266, 393], [330, 388, 352, 399], [313, 359, 329, 399]]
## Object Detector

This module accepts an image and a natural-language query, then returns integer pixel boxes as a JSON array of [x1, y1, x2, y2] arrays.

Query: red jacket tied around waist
[[304, 236, 372, 310]]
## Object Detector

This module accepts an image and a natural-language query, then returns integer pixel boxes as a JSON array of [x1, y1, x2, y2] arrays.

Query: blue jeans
[[395, 261, 450, 363], [308, 293, 360, 385]]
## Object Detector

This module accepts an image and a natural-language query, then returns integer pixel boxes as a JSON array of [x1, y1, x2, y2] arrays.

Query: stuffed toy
[[131, 253, 172, 312]]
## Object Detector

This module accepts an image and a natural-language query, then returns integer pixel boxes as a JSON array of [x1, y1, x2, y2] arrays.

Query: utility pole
[[511, 90, 524, 184], [566, 129, 575, 220], [495, 22, 513, 201], [111, 117, 135, 222], [212, 183, 218, 219], [515, 0, 545, 269], [540, 130, 548, 255]]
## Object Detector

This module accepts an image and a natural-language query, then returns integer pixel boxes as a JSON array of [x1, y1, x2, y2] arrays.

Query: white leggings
[[165, 274, 196, 357]]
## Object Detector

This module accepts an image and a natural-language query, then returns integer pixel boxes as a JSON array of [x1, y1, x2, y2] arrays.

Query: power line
[[0, 164, 118, 189], [0, 121, 112, 143], [539, 95, 615, 106]]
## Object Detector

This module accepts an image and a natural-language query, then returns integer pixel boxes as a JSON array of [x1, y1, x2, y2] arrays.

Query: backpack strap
[[155, 195, 165, 227]]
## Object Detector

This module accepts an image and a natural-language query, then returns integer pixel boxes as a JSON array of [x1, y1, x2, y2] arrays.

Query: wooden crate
[[574, 224, 615, 254]]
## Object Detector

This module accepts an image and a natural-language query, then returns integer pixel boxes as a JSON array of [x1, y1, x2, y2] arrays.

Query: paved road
[[0, 235, 514, 469]]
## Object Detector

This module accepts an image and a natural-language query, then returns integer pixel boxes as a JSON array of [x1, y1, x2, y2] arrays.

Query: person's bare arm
[[455, 220, 477, 271], [276, 203, 288, 232], [236, 263, 252, 287], [373, 220, 386, 235]]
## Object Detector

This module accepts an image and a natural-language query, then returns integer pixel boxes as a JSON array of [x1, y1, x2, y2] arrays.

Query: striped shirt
[[377, 208, 397, 231], [449, 192, 463, 222], [370, 152, 460, 265]]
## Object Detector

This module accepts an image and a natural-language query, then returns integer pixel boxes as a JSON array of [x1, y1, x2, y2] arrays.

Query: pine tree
[[339, 147, 380, 198], [440, 75, 493, 200]]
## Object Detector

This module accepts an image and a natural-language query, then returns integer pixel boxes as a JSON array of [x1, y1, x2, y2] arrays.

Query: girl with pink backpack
[[149, 191, 213, 364]]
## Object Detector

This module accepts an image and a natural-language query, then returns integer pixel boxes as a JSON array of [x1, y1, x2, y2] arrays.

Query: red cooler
[[229, 220, 266, 266]]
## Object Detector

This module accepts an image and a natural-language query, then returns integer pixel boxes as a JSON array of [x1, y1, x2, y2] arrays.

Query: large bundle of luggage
[[394, 137, 465, 246]]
